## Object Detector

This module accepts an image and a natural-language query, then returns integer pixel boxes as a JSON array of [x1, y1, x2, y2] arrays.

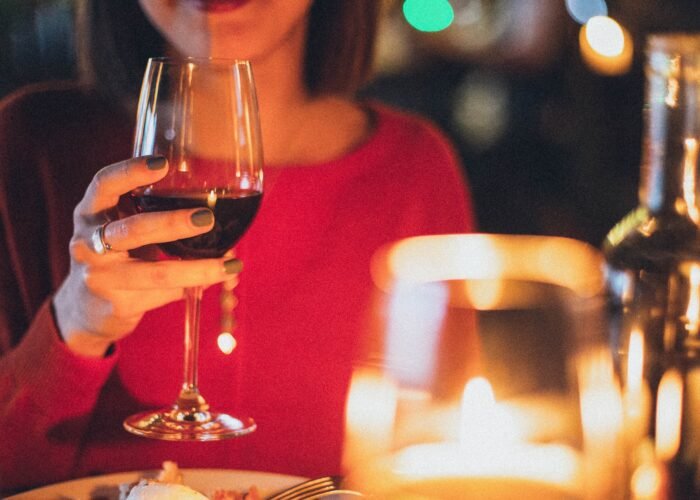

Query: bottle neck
[[639, 43, 700, 218]]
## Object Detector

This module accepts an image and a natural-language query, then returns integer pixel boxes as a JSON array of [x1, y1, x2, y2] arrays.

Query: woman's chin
[[183, 0, 252, 14]]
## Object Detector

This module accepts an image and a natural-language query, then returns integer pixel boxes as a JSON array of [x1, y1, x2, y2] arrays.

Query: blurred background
[[2, 0, 700, 247]]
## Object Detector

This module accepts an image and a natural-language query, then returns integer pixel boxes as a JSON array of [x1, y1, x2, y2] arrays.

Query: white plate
[[6, 469, 308, 499]]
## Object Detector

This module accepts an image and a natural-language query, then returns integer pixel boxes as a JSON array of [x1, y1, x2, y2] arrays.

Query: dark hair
[[76, 0, 382, 103], [305, 1, 381, 95]]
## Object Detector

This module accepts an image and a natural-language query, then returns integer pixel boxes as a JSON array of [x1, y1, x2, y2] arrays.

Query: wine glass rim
[[147, 56, 252, 68]]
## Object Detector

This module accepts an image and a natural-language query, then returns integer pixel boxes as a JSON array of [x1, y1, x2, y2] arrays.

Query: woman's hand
[[52, 156, 241, 357]]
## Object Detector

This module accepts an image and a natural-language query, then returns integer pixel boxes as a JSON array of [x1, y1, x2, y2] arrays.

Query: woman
[[0, 0, 475, 493]]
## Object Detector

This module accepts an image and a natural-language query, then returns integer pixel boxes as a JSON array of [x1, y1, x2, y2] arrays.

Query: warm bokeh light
[[578, 349, 624, 441], [344, 368, 398, 465], [579, 16, 633, 76], [453, 74, 509, 151], [655, 368, 683, 461], [683, 138, 700, 224], [586, 16, 624, 57], [627, 329, 645, 393], [345, 371, 398, 433], [624, 329, 651, 447], [684, 262, 700, 336], [402, 0, 454, 33], [577, 347, 625, 497], [216, 332, 237, 354], [631, 461, 663, 500]]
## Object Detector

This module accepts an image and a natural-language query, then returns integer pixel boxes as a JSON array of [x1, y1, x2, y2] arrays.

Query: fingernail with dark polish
[[146, 156, 167, 170], [191, 209, 213, 227], [224, 258, 243, 274]]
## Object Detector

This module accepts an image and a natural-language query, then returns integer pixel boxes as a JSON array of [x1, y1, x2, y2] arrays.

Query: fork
[[265, 475, 361, 499]]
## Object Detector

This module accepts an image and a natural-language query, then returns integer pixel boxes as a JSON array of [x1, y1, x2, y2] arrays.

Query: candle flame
[[460, 377, 496, 446], [655, 368, 683, 461], [207, 190, 218, 209], [459, 377, 518, 449]]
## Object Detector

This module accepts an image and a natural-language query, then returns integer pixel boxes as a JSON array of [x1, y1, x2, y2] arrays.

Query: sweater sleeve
[[0, 84, 119, 494], [0, 301, 118, 492]]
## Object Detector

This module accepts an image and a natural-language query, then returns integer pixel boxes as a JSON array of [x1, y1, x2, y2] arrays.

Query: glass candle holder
[[343, 234, 626, 500]]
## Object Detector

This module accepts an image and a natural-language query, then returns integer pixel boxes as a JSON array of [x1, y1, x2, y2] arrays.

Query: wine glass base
[[123, 408, 256, 441]]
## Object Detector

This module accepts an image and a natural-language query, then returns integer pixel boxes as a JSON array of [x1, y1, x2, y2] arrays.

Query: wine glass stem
[[177, 285, 208, 412]]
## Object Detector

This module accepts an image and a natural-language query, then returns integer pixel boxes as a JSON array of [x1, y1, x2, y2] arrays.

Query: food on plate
[[120, 461, 260, 500], [125, 481, 208, 499]]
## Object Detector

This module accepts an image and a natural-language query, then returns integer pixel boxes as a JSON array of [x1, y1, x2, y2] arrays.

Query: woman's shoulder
[[0, 81, 113, 146], [366, 101, 459, 164], [0, 81, 132, 171], [364, 101, 462, 171], [0, 81, 133, 193], [2, 80, 135, 137], [0, 80, 95, 119]]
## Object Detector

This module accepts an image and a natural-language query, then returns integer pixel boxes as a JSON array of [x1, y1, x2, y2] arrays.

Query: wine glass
[[123, 57, 263, 441]]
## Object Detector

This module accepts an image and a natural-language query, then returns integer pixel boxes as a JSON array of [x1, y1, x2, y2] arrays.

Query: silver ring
[[91, 222, 112, 255]]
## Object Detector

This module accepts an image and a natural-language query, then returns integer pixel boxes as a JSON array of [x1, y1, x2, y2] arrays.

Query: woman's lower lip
[[186, 0, 251, 13]]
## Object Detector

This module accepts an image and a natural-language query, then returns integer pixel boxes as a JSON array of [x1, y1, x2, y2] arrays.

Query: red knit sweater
[[0, 83, 476, 494]]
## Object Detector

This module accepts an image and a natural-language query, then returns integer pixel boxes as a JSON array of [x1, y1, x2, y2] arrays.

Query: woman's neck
[[252, 46, 313, 165], [253, 53, 371, 167]]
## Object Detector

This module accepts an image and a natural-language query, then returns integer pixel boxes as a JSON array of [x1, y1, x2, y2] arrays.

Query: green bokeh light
[[403, 0, 454, 33]]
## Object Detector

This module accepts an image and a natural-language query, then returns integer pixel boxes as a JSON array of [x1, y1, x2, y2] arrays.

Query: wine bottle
[[603, 33, 700, 499]]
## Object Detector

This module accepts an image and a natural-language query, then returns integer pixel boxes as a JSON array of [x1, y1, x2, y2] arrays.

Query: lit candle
[[350, 377, 584, 499]]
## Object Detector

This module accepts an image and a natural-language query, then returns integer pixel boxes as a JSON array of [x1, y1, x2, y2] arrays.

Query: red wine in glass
[[131, 189, 262, 259]]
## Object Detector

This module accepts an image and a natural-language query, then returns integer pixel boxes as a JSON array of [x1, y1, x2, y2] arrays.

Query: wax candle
[[347, 377, 584, 499]]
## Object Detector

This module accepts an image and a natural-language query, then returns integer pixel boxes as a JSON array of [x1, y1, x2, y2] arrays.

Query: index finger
[[78, 155, 168, 216]]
